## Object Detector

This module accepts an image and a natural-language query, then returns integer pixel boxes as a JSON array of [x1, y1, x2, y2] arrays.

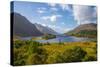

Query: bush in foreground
[[13, 40, 97, 65], [46, 46, 87, 63]]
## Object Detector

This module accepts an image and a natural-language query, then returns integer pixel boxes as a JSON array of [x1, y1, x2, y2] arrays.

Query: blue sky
[[11, 1, 97, 33]]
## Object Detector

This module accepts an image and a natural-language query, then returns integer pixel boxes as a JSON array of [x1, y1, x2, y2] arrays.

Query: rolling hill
[[65, 23, 97, 38]]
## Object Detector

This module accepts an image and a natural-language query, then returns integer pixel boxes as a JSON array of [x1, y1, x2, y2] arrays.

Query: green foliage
[[61, 46, 86, 62], [27, 48, 48, 65], [46, 46, 86, 63], [13, 40, 97, 66], [13, 40, 48, 66], [42, 34, 56, 40], [83, 56, 97, 61], [13, 40, 25, 48]]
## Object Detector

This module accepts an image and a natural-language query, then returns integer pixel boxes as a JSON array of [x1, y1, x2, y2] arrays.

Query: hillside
[[11, 12, 43, 37], [65, 23, 97, 38], [12, 12, 59, 37]]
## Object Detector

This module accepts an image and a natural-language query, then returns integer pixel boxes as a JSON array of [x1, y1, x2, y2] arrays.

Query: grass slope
[[12, 40, 97, 66]]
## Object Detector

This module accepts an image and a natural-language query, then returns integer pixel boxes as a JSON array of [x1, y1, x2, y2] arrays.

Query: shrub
[[83, 56, 97, 61], [13, 40, 96, 65], [60, 46, 87, 62], [46, 52, 61, 64], [27, 48, 48, 64], [46, 46, 87, 63]]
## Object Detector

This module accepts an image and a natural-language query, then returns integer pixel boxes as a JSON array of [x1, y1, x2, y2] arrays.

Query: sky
[[11, 1, 97, 33]]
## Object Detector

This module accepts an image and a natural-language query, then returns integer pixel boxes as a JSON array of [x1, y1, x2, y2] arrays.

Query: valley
[[11, 12, 97, 66]]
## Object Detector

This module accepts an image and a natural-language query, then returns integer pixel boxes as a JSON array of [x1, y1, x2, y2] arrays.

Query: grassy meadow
[[12, 40, 97, 66]]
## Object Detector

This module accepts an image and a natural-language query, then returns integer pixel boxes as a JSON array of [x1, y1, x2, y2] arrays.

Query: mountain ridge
[[12, 12, 43, 37], [12, 12, 58, 37], [34, 23, 58, 35], [65, 23, 97, 38]]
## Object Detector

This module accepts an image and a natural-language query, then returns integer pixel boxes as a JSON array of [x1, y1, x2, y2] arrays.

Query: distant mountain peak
[[34, 23, 58, 35]]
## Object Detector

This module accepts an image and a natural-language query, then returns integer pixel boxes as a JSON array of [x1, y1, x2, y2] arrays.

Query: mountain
[[65, 23, 97, 38], [34, 23, 58, 35], [72, 23, 97, 32], [11, 12, 43, 37]]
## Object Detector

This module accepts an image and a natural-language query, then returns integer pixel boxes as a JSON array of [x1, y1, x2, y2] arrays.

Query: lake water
[[35, 36, 89, 43], [20, 35, 89, 43]]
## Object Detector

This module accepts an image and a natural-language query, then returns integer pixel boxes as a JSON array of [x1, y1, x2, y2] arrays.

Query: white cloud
[[48, 25, 63, 33], [50, 15, 56, 22], [73, 5, 97, 25], [37, 7, 46, 14], [48, 3, 72, 12], [41, 23, 47, 26], [50, 15, 62, 22], [48, 25, 56, 28], [37, 10, 45, 13], [42, 14, 62, 22], [41, 16, 50, 20], [59, 4, 71, 11], [47, 3, 58, 12], [48, 3, 57, 7]]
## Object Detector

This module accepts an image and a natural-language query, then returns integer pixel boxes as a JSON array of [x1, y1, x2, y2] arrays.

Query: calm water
[[35, 36, 89, 43], [20, 35, 89, 43]]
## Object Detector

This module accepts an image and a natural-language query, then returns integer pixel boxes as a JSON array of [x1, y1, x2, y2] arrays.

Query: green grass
[[12, 40, 97, 66]]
